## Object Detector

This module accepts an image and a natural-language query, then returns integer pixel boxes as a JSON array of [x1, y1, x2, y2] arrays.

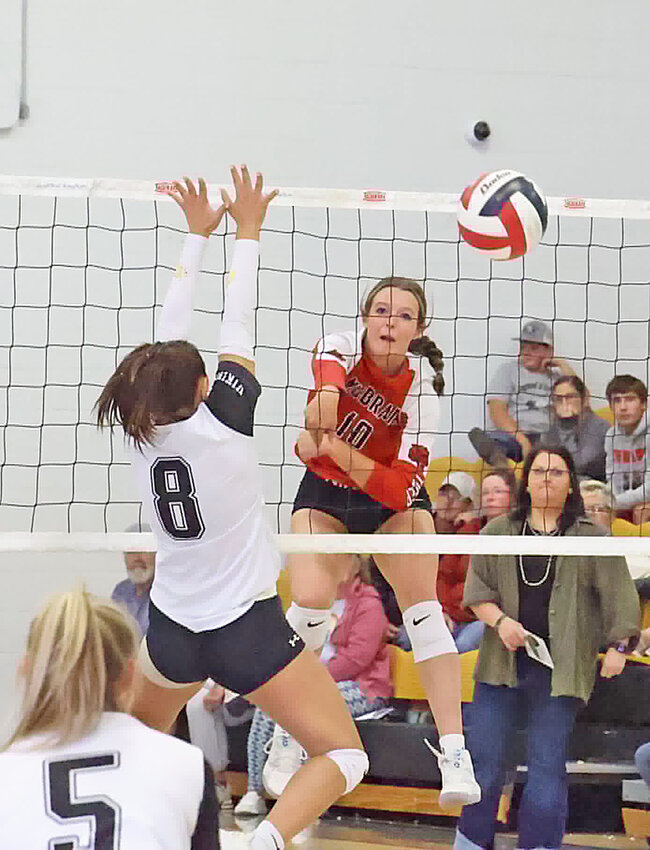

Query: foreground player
[[96, 167, 367, 850], [286, 279, 480, 807], [0, 589, 219, 849]]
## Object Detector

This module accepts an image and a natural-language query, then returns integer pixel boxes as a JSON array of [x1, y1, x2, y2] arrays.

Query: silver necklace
[[518, 520, 558, 588]]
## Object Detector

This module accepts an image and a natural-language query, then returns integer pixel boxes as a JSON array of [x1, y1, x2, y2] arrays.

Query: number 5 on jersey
[[150, 457, 205, 540]]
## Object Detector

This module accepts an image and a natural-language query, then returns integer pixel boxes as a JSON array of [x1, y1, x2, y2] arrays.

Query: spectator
[[476, 468, 518, 527], [545, 375, 609, 481], [235, 556, 391, 816], [605, 374, 650, 513], [434, 474, 484, 653], [579, 480, 615, 531], [455, 444, 640, 850], [111, 522, 154, 637], [470, 320, 576, 465]]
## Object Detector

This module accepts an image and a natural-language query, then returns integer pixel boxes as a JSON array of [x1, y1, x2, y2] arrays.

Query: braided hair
[[362, 276, 445, 396]]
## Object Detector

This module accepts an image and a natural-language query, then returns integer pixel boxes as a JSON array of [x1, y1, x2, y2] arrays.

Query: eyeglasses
[[529, 468, 569, 479], [553, 393, 581, 402]]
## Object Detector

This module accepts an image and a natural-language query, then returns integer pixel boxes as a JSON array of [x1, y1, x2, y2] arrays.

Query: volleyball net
[[1, 175, 650, 556]]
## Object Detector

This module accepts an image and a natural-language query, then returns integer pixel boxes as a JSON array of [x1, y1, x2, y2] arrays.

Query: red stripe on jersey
[[313, 358, 346, 390], [458, 223, 510, 250], [499, 199, 527, 258]]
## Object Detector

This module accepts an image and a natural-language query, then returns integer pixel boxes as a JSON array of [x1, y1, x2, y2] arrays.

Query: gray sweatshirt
[[544, 409, 609, 482], [605, 418, 650, 509]]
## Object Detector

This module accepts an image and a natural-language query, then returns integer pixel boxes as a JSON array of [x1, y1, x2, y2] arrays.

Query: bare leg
[[130, 660, 202, 733], [374, 509, 463, 736], [247, 649, 363, 840], [288, 508, 351, 609]]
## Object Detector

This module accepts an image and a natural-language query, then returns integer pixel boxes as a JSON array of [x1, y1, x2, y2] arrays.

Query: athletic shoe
[[262, 726, 307, 798], [424, 738, 481, 809], [468, 427, 510, 469], [233, 790, 267, 816]]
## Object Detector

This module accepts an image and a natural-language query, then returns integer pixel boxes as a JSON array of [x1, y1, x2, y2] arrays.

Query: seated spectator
[[470, 320, 576, 465], [110, 522, 154, 637], [545, 375, 609, 481], [605, 374, 650, 514], [235, 555, 391, 816], [580, 480, 615, 530], [476, 468, 518, 528]]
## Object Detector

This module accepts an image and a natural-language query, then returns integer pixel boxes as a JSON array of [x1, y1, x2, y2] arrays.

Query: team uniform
[[0, 712, 218, 849], [133, 234, 303, 693], [294, 329, 440, 531]]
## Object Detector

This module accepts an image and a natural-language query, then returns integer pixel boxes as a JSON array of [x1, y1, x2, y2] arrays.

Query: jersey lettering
[[44, 753, 121, 850], [150, 457, 205, 540], [336, 412, 374, 450]]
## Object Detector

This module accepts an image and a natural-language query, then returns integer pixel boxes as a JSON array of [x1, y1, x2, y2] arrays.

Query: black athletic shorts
[[146, 596, 304, 695], [292, 469, 433, 535]]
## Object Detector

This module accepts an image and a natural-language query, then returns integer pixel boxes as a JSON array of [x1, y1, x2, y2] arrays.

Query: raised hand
[[221, 165, 278, 240], [165, 177, 227, 238]]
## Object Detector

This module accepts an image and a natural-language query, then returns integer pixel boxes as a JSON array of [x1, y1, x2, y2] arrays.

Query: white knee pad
[[326, 747, 369, 794], [403, 600, 457, 662], [285, 602, 330, 651]]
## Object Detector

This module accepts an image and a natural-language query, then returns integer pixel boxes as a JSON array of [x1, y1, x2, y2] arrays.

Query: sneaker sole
[[438, 788, 482, 810]]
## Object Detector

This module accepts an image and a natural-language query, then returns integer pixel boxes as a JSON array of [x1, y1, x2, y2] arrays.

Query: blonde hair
[[4, 589, 138, 750]]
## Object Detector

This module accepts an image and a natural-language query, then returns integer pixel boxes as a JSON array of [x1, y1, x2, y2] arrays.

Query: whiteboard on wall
[[0, 0, 23, 128]]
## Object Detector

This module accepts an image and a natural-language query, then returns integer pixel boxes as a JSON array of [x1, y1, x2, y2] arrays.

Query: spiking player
[[96, 166, 368, 850], [281, 277, 480, 808]]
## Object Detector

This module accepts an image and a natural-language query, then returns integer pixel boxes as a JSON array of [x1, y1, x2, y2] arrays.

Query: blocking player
[[95, 166, 367, 850]]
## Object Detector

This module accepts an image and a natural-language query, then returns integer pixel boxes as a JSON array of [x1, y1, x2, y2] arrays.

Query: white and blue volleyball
[[457, 170, 548, 260]]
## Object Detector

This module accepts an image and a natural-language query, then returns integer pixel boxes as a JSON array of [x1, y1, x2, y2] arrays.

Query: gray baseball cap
[[514, 320, 552, 346]]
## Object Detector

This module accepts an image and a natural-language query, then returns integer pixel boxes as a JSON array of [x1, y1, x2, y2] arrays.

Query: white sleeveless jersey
[[0, 713, 208, 850], [130, 361, 281, 632]]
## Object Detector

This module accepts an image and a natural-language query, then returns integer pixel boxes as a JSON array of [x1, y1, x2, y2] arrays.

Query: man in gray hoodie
[[605, 374, 650, 514]]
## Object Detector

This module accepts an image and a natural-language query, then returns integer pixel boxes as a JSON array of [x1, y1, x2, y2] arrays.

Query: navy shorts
[[292, 469, 432, 535], [146, 596, 304, 695]]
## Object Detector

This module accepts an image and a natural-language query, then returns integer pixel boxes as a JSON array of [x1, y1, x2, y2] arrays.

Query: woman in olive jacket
[[454, 443, 640, 850]]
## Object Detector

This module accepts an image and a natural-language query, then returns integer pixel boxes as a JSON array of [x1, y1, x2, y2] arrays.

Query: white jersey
[[130, 234, 280, 632], [0, 713, 211, 850], [131, 362, 281, 631]]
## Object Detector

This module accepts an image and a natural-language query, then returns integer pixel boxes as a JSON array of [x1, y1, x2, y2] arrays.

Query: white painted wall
[[2, 0, 650, 724]]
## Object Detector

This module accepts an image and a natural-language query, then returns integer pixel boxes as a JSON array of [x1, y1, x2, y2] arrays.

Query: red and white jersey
[[307, 329, 440, 511], [0, 713, 211, 850]]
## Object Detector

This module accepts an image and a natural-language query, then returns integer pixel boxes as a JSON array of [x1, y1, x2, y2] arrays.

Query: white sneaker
[[262, 726, 307, 798], [233, 790, 267, 816], [424, 738, 481, 809], [216, 781, 233, 810]]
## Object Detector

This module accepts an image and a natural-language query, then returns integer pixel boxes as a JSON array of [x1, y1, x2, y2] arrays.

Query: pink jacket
[[327, 576, 393, 703]]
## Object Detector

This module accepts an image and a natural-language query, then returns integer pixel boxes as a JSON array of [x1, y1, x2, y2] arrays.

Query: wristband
[[609, 641, 628, 654], [493, 613, 508, 631]]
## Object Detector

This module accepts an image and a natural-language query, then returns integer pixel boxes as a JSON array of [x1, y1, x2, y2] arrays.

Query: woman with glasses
[[453, 444, 640, 850], [544, 375, 609, 482]]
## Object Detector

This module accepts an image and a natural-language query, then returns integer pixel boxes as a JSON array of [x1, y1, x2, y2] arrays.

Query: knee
[[635, 742, 650, 785], [325, 747, 369, 794], [402, 600, 457, 662]]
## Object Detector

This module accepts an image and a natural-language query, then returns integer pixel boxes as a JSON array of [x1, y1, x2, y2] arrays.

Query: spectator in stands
[[579, 479, 615, 531], [235, 555, 391, 816], [476, 469, 518, 527], [605, 374, 650, 515], [434, 474, 484, 653], [455, 443, 640, 850], [545, 375, 609, 481], [470, 320, 576, 465], [111, 522, 154, 637]]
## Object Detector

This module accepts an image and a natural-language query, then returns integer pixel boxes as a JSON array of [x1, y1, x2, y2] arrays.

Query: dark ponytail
[[409, 336, 445, 396], [95, 340, 207, 448]]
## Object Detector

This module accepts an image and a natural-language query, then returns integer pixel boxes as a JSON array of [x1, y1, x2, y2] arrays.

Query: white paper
[[524, 632, 554, 669]]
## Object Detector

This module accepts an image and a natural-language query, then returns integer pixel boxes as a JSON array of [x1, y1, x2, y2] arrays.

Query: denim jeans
[[453, 620, 485, 653], [488, 430, 540, 463], [635, 742, 650, 788], [454, 655, 581, 850]]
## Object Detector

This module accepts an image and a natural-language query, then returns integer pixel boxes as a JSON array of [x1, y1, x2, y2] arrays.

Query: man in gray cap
[[470, 320, 577, 464]]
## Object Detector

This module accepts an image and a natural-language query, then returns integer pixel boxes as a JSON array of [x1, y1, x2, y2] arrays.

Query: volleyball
[[457, 169, 548, 260]]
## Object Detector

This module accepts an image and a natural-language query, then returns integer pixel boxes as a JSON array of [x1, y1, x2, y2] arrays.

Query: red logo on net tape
[[155, 181, 176, 193], [564, 197, 586, 210], [363, 190, 386, 203]]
